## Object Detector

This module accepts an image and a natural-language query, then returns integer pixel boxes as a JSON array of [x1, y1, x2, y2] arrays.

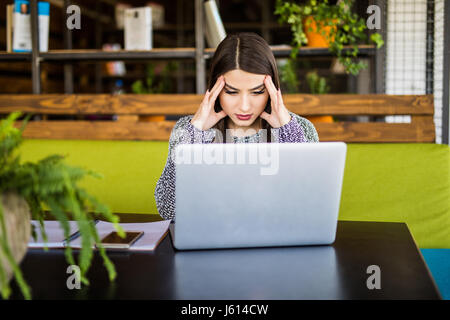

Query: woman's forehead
[[222, 69, 266, 90]]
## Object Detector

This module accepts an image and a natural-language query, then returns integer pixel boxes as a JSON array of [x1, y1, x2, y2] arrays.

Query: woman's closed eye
[[225, 90, 265, 95]]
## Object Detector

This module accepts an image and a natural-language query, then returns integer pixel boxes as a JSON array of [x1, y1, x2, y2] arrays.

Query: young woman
[[155, 32, 319, 221]]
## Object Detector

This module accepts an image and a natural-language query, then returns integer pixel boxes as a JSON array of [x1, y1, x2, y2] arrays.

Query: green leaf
[[370, 33, 385, 49], [0, 113, 122, 299]]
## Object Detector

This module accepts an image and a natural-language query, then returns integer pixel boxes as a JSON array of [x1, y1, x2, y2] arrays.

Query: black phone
[[96, 231, 144, 250], [214, 98, 272, 114]]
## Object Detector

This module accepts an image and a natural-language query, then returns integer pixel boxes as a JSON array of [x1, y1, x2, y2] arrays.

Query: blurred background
[[0, 0, 448, 142]]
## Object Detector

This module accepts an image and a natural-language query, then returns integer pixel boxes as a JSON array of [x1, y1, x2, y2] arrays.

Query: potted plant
[[305, 70, 333, 123], [0, 112, 124, 300], [274, 0, 384, 76], [132, 61, 178, 122], [278, 58, 302, 93], [306, 70, 330, 94], [303, 15, 338, 48]]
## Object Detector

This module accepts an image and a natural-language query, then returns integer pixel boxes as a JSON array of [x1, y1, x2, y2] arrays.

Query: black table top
[[9, 217, 442, 300]]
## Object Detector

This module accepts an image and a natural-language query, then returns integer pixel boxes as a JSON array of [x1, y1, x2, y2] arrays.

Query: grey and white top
[[154, 111, 319, 221]]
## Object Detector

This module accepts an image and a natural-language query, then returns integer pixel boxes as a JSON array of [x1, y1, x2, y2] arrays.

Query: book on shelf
[[204, 0, 226, 48], [6, 4, 14, 52], [124, 6, 153, 50], [11, 0, 50, 53]]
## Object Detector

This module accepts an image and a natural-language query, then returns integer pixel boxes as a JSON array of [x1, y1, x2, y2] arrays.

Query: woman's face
[[218, 69, 269, 130]]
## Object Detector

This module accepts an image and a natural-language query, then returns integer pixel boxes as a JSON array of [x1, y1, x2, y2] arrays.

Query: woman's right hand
[[190, 75, 227, 131]]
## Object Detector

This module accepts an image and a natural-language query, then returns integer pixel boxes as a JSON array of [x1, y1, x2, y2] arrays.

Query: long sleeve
[[154, 116, 216, 221], [271, 111, 319, 143]]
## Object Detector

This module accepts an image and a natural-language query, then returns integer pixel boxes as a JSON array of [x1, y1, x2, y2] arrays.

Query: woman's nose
[[239, 95, 251, 112]]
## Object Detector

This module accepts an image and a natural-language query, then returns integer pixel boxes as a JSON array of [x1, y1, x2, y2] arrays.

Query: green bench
[[15, 139, 449, 249], [2, 93, 449, 298]]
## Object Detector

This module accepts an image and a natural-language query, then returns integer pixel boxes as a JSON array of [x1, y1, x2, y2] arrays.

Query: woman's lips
[[236, 114, 252, 120]]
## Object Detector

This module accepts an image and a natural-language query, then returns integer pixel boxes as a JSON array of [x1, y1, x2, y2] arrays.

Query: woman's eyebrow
[[224, 82, 265, 91]]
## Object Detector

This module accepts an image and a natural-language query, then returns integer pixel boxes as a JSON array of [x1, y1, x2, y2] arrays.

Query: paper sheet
[[68, 220, 171, 251], [28, 220, 80, 248]]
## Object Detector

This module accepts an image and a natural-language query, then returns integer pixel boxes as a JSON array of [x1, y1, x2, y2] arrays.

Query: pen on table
[[63, 220, 99, 246]]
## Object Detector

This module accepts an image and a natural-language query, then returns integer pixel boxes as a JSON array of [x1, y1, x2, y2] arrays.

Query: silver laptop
[[170, 142, 347, 250]]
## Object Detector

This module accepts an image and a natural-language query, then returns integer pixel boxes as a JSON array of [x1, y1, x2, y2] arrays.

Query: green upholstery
[[17, 140, 450, 248], [339, 144, 450, 249], [17, 140, 169, 215]]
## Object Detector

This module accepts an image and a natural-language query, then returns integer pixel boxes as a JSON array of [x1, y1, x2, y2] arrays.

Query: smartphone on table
[[96, 231, 144, 250]]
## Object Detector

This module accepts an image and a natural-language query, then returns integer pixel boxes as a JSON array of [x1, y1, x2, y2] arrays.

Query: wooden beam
[[2, 93, 435, 143], [313, 122, 435, 143], [15, 120, 175, 141], [13, 120, 435, 143], [0, 94, 435, 116]]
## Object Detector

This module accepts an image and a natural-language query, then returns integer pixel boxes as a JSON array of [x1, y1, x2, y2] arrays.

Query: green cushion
[[17, 139, 169, 215], [17, 140, 450, 248], [339, 144, 450, 249]]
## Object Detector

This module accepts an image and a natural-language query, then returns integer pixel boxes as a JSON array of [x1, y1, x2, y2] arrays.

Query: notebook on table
[[67, 220, 171, 251], [28, 220, 81, 249], [28, 219, 170, 252]]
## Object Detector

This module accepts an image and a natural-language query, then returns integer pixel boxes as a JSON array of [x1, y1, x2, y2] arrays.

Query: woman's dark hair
[[207, 32, 280, 143]]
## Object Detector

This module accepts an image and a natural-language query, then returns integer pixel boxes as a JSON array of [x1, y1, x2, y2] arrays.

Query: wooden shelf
[[0, 45, 375, 62], [39, 48, 198, 61], [269, 44, 376, 58], [101, 69, 197, 79], [0, 52, 31, 61], [103, 22, 290, 33]]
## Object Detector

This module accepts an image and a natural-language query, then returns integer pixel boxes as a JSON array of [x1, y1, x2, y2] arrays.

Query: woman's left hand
[[260, 75, 292, 128]]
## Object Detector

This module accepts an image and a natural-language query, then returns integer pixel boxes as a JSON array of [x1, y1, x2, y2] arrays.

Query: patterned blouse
[[154, 111, 319, 221]]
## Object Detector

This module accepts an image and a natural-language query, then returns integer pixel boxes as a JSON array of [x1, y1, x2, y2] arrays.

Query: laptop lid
[[172, 142, 347, 250]]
